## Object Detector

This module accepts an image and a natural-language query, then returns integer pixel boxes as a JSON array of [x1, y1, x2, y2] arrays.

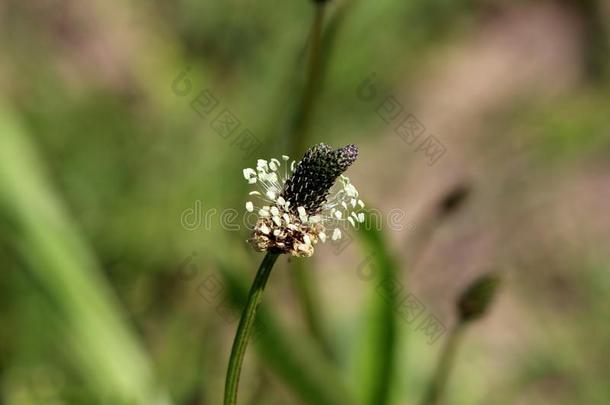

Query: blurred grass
[[0, 103, 168, 404], [1, 0, 610, 404], [354, 213, 400, 405]]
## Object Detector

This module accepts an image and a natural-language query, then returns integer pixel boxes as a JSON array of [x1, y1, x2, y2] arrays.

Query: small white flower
[[303, 235, 311, 246], [309, 215, 322, 223], [243, 168, 256, 180], [332, 228, 342, 241], [244, 144, 365, 257]]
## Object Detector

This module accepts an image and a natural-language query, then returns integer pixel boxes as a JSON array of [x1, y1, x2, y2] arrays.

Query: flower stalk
[[419, 324, 464, 405], [420, 275, 499, 405], [224, 251, 280, 405], [292, 2, 327, 155]]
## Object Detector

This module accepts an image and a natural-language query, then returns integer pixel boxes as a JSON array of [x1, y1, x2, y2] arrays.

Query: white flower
[[243, 144, 365, 257]]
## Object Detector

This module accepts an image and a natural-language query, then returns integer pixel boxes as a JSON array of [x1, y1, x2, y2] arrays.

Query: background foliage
[[1, 0, 609, 404]]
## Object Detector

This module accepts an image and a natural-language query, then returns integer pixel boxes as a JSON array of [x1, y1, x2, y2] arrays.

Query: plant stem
[[224, 252, 280, 405], [286, 0, 336, 360], [420, 323, 465, 405], [292, 2, 327, 155], [291, 260, 335, 360]]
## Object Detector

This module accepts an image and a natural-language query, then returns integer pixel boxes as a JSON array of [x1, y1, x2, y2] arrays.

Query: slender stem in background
[[224, 252, 280, 405], [287, 0, 335, 360], [292, 2, 327, 155], [291, 259, 335, 359], [419, 323, 465, 405]]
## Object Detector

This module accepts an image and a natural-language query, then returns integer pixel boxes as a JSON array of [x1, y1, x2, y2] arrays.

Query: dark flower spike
[[457, 274, 500, 323], [242, 143, 364, 257], [283, 143, 358, 214]]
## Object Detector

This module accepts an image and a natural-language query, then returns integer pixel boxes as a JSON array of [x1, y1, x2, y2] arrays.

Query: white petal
[[248, 177, 257, 184], [290, 161, 296, 172], [273, 229, 281, 236], [309, 215, 321, 223], [334, 211, 343, 220], [259, 208, 270, 217], [345, 184, 358, 197], [282, 155, 290, 161], [358, 200, 365, 208], [297, 206, 307, 217], [270, 206, 279, 216], [273, 216, 281, 226], [348, 217, 355, 227], [283, 213, 291, 223], [357, 213, 365, 223], [319, 232, 326, 243], [246, 202, 254, 212], [351, 199, 357, 208], [243, 168, 256, 180], [260, 224, 270, 234], [257, 159, 268, 168], [249, 191, 261, 196], [266, 190, 276, 200], [303, 235, 311, 245], [331, 228, 341, 241], [276, 196, 286, 206]]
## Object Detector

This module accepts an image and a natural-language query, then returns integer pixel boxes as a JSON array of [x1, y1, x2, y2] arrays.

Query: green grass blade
[[355, 211, 401, 405], [0, 104, 170, 404]]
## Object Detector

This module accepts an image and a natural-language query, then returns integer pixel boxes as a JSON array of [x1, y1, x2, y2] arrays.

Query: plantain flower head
[[243, 143, 365, 257]]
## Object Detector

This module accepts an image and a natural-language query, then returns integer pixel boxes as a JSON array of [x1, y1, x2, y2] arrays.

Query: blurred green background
[[1, 0, 609, 404]]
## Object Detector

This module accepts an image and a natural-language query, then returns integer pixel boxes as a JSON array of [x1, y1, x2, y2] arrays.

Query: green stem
[[291, 260, 334, 360], [287, 0, 335, 360], [420, 323, 465, 405], [224, 252, 280, 405], [292, 2, 327, 155]]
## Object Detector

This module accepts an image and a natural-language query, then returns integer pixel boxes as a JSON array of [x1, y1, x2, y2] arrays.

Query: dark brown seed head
[[457, 274, 499, 324], [282, 143, 358, 214]]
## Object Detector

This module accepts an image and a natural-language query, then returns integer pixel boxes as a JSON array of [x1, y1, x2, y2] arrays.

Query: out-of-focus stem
[[291, 259, 335, 360], [287, 0, 336, 361], [292, 2, 327, 156], [419, 323, 465, 405]]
